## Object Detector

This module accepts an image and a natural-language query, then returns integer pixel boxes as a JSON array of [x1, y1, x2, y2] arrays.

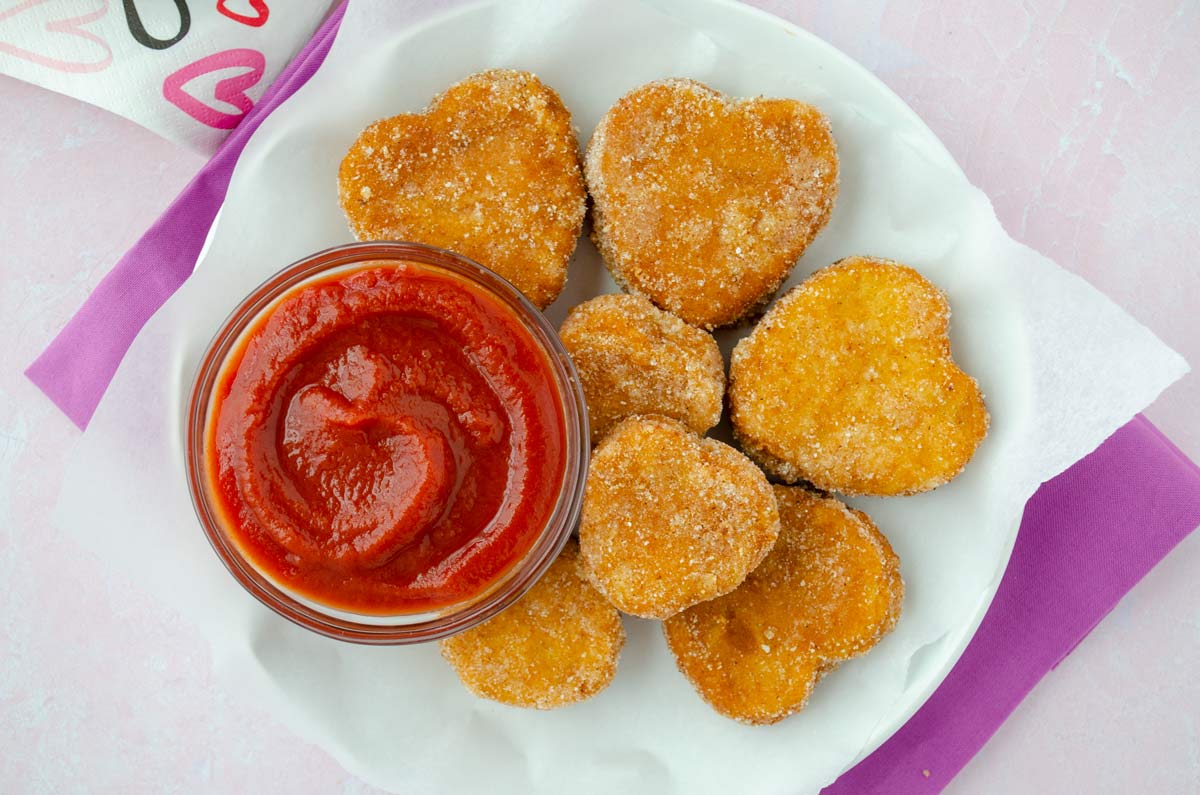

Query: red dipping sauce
[[204, 261, 568, 616]]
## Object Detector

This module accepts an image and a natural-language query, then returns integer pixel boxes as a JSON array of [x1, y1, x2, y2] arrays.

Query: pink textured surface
[[1, 1, 1197, 793]]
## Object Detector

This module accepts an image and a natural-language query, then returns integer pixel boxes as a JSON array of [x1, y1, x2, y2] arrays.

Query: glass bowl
[[185, 241, 589, 645]]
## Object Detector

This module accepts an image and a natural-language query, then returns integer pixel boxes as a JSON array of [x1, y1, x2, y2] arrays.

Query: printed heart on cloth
[[162, 48, 265, 130], [217, 0, 269, 28], [0, 0, 112, 74]]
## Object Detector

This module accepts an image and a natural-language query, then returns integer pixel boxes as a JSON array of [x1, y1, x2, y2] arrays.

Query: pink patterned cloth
[[22, 6, 1200, 792]]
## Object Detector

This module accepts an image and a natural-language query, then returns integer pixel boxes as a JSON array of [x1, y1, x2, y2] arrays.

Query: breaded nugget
[[730, 257, 989, 496], [579, 416, 779, 619], [560, 294, 724, 445], [585, 78, 838, 329], [439, 540, 625, 709], [663, 485, 903, 725], [339, 69, 587, 309]]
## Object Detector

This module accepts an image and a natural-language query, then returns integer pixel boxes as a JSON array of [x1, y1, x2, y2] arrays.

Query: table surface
[[2, 1, 1198, 792]]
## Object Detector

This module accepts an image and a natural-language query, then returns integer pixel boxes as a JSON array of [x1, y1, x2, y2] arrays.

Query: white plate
[[203, 0, 1024, 787], [59, 0, 1186, 793]]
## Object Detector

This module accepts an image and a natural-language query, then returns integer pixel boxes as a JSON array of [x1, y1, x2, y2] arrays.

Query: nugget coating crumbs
[[439, 540, 625, 709], [585, 78, 838, 329], [339, 69, 587, 309], [664, 485, 903, 725], [560, 293, 725, 445], [729, 256, 989, 496], [579, 415, 780, 619]]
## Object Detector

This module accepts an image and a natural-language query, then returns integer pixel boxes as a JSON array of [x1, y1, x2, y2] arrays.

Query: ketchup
[[206, 264, 566, 614]]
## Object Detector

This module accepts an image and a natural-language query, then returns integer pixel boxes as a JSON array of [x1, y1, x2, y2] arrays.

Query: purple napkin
[[824, 415, 1200, 793], [24, 2, 348, 431], [23, 6, 1200, 792]]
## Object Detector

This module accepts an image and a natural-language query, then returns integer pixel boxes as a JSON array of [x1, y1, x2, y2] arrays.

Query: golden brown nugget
[[579, 416, 779, 619], [664, 485, 903, 725], [585, 78, 838, 329], [339, 69, 587, 309], [729, 257, 989, 496], [560, 294, 724, 445], [439, 540, 625, 709]]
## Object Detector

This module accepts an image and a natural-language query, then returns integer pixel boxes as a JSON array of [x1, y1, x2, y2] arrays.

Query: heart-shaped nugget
[[560, 293, 725, 445], [730, 256, 989, 496], [339, 70, 587, 309], [440, 540, 625, 709], [585, 79, 838, 329], [664, 485, 903, 725], [579, 415, 780, 619]]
